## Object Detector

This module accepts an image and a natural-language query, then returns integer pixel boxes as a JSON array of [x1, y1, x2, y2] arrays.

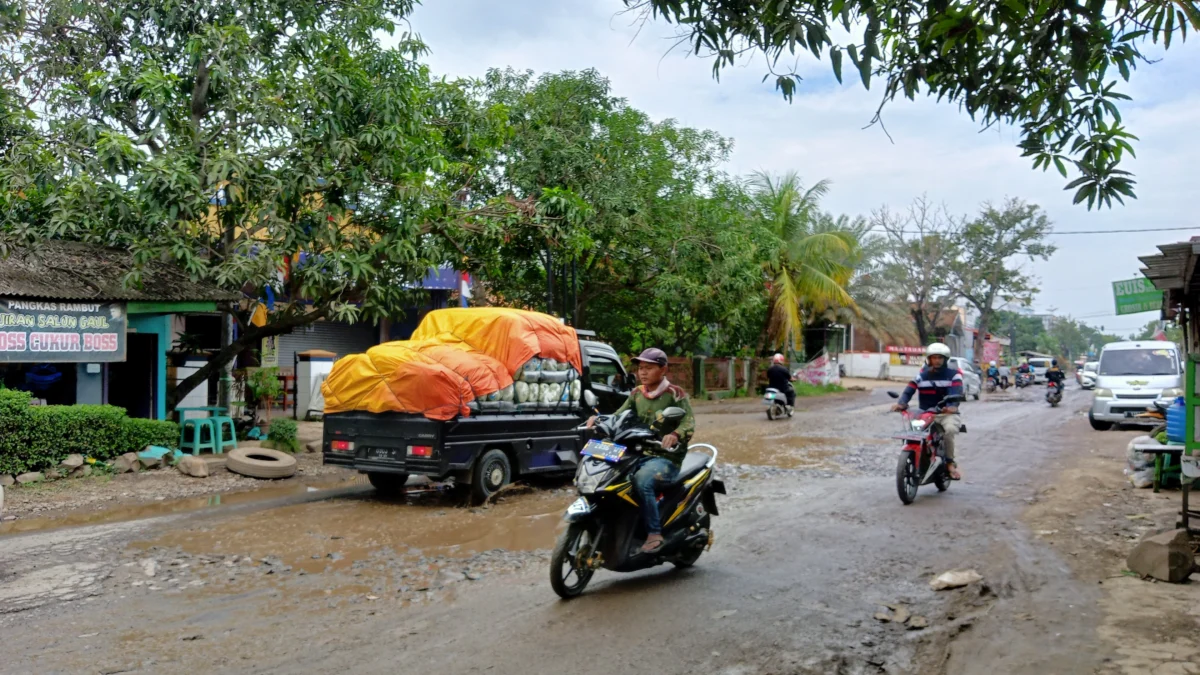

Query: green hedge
[[0, 389, 179, 475]]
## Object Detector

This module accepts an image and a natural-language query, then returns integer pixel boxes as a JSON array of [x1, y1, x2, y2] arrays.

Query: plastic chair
[[179, 418, 217, 455]]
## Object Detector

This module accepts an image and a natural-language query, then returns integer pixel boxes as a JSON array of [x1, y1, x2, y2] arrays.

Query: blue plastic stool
[[180, 418, 218, 455], [212, 416, 238, 453]]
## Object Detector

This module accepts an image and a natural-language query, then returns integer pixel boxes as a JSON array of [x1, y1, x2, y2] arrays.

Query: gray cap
[[632, 348, 668, 367]]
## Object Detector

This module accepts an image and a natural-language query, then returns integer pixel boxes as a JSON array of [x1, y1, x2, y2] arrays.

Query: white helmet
[[925, 343, 951, 359], [989, 360, 997, 367], [772, 353, 786, 364]]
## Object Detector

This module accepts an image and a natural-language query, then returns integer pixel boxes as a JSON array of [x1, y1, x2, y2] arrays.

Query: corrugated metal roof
[[1138, 242, 1194, 291], [0, 241, 239, 302]]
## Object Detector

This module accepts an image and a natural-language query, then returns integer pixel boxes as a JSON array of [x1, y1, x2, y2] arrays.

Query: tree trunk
[[974, 307, 993, 363], [912, 308, 929, 345], [167, 308, 328, 411]]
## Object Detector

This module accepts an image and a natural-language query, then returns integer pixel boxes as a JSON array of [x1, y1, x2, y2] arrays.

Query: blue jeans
[[632, 457, 679, 535]]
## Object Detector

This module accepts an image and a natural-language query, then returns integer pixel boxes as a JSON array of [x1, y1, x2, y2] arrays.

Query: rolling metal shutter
[[276, 320, 379, 370]]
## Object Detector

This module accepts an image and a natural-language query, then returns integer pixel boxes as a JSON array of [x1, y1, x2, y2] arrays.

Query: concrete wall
[[842, 352, 921, 382]]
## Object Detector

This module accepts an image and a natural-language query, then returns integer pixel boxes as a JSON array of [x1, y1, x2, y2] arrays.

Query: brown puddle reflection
[[0, 475, 367, 536], [132, 488, 573, 571]]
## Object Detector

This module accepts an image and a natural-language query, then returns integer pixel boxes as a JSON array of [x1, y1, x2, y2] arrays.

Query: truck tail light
[[330, 440, 354, 452], [407, 445, 433, 457]]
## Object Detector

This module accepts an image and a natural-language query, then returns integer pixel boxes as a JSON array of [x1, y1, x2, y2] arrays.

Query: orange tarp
[[322, 308, 579, 420], [411, 308, 582, 374]]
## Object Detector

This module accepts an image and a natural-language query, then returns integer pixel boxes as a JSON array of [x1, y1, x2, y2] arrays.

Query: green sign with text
[[1112, 277, 1163, 316]]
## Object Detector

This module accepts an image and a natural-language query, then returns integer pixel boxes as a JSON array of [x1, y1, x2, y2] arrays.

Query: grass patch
[[793, 383, 846, 397]]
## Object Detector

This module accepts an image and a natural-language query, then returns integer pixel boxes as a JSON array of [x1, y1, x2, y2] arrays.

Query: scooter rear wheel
[[550, 523, 596, 599], [896, 452, 919, 505]]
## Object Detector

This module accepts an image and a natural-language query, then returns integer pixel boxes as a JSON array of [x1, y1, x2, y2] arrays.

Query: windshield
[[1084, 363, 1098, 373], [1098, 349, 1178, 377]]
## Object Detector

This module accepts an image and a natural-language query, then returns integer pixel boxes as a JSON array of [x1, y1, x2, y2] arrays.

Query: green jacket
[[613, 382, 695, 466]]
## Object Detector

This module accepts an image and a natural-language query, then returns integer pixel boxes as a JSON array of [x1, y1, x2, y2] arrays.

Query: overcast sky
[[403, 1, 1198, 337]]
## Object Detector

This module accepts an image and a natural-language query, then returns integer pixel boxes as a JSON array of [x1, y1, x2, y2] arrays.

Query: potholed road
[[0, 387, 1110, 674]]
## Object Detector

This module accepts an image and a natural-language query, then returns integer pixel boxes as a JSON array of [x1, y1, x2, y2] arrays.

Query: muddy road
[[1, 388, 1115, 674]]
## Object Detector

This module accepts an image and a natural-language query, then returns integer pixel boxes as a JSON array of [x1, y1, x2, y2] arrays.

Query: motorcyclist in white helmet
[[891, 343, 965, 480]]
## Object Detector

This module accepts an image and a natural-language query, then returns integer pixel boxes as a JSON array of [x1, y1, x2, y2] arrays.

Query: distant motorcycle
[[1046, 382, 1063, 407], [1015, 373, 1033, 388], [985, 377, 998, 394]]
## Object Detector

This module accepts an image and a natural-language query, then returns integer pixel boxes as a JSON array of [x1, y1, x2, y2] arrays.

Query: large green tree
[[624, 0, 1198, 208], [468, 69, 769, 355], [950, 198, 1056, 360], [0, 1, 561, 406], [876, 197, 964, 345]]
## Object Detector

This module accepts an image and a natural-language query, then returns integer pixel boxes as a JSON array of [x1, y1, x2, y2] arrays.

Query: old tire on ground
[[367, 472, 410, 496], [471, 449, 512, 504], [1088, 411, 1113, 431], [226, 447, 297, 479]]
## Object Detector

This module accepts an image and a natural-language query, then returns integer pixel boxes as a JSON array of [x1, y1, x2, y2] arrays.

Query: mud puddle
[[131, 486, 573, 573], [0, 475, 367, 536]]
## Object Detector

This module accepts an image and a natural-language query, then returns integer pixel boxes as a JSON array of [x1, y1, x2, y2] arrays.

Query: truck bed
[[322, 409, 586, 480]]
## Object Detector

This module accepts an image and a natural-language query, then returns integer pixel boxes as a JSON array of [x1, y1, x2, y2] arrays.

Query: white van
[[1027, 357, 1053, 383], [1089, 340, 1182, 431]]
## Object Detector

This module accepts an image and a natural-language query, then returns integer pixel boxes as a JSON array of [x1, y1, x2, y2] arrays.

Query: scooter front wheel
[[896, 452, 919, 505], [550, 523, 596, 599]]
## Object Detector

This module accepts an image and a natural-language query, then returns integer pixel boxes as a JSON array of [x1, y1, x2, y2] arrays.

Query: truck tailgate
[[323, 412, 447, 476]]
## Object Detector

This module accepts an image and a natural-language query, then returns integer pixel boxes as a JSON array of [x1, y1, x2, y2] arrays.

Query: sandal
[[640, 535, 664, 553]]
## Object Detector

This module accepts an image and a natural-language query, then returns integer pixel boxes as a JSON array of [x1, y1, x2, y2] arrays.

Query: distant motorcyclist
[[587, 348, 695, 554], [891, 343, 965, 480], [986, 361, 1001, 388], [998, 363, 1011, 389], [766, 353, 796, 413], [1046, 359, 1066, 392]]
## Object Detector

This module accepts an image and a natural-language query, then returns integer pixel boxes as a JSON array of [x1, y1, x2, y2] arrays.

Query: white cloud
[[405, 0, 1198, 336]]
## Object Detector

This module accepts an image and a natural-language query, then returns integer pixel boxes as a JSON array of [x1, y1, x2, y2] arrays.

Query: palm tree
[[750, 171, 857, 352], [812, 212, 917, 346]]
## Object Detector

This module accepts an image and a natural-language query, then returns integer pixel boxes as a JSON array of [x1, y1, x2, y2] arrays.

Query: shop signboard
[[1112, 277, 1163, 316], [0, 298, 127, 362]]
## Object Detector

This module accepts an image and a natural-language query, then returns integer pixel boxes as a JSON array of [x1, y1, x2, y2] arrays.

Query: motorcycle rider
[[766, 353, 796, 413], [891, 343, 965, 480], [986, 360, 1001, 389], [587, 347, 695, 553], [1046, 359, 1066, 393]]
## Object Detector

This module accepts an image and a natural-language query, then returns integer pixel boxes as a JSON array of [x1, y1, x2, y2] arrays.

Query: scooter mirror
[[583, 390, 599, 409], [887, 391, 900, 399]]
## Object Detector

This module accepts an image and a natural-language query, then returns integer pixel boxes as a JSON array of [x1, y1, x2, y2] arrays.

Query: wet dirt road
[[1, 388, 1110, 674]]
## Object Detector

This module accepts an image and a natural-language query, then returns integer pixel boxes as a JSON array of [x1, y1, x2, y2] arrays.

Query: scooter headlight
[[910, 419, 927, 431], [575, 458, 613, 495]]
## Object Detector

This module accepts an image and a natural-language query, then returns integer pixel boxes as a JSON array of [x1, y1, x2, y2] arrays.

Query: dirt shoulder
[[1, 422, 344, 523], [1022, 420, 1200, 675]]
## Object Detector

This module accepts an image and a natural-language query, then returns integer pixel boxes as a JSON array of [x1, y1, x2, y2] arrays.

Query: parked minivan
[[1089, 340, 1182, 431]]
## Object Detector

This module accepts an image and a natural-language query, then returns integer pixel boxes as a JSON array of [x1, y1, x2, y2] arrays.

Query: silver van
[[1089, 340, 1182, 430]]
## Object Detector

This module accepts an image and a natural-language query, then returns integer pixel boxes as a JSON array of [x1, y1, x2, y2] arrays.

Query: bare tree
[[877, 197, 965, 345]]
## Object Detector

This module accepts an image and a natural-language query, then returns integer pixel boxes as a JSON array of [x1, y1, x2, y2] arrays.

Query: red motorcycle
[[888, 392, 965, 505]]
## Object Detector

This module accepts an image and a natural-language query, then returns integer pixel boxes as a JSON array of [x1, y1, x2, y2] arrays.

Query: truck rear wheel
[[367, 472, 410, 496], [471, 449, 512, 504]]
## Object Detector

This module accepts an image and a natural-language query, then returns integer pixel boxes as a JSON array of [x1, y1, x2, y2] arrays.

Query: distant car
[[948, 356, 982, 401], [1079, 361, 1098, 389], [1027, 357, 1053, 384]]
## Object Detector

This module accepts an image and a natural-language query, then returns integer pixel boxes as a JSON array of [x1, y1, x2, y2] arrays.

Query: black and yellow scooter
[[550, 393, 724, 599]]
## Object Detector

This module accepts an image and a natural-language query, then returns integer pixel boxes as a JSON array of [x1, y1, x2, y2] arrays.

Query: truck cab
[[579, 335, 630, 413]]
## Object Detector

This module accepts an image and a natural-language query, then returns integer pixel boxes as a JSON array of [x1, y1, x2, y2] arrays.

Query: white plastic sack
[[570, 380, 582, 401], [1127, 468, 1154, 489], [514, 381, 530, 404], [497, 384, 514, 403]]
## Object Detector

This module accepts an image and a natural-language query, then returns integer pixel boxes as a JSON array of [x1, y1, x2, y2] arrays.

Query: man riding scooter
[[1046, 359, 1066, 394], [985, 361, 1001, 390], [891, 343, 965, 480], [766, 353, 795, 414]]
